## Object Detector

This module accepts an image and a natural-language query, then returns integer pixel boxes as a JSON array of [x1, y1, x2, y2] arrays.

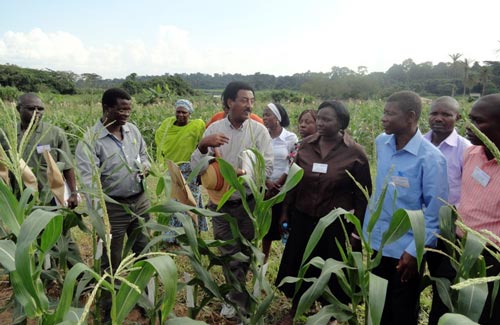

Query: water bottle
[[281, 222, 289, 245]]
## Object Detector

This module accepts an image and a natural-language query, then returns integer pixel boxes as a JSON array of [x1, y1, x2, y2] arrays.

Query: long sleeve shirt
[[191, 117, 273, 199], [285, 132, 372, 221], [75, 120, 150, 198], [423, 129, 471, 206], [363, 130, 449, 258]]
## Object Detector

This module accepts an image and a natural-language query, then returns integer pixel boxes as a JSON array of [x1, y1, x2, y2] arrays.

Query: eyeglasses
[[22, 105, 45, 111]]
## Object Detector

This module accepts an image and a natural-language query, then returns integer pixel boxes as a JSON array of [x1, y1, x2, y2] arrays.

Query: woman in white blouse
[[262, 103, 298, 263]]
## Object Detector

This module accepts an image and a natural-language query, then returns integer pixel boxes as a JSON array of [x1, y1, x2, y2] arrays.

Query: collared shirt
[[270, 128, 298, 181], [287, 132, 372, 220], [191, 117, 273, 199], [458, 146, 500, 244], [363, 130, 449, 258], [0, 121, 72, 203], [76, 120, 150, 198], [424, 129, 471, 205]]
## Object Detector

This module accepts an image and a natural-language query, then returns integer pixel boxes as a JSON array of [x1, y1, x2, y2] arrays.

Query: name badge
[[471, 166, 490, 187], [391, 176, 410, 188], [36, 144, 51, 154], [312, 163, 328, 174]]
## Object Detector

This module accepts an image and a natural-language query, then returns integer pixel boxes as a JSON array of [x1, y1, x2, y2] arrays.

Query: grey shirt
[[191, 117, 273, 198], [76, 120, 150, 198]]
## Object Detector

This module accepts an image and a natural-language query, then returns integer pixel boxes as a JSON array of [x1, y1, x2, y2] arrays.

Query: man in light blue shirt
[[363, 91, 449, 325]]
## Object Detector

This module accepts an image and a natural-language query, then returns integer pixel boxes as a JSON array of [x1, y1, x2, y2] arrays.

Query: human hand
[[198, 133, 229, 153], [265, 180, 281, 199], [396, 252, 418, 282], [67, 193, 79, 209]]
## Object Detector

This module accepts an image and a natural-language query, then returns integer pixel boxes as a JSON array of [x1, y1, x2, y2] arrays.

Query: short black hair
[[273, 103, 290, 127], [317, 100, 350, 129], [386, 90, 422, 120], [17, 92, 41, 108], [221, 81, 254, 109], [475, 94, 500, 121], [102, 88, 131, 108]]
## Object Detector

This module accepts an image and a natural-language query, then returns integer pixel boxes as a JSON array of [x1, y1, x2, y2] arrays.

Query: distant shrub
[[0, 86, 21, 102]]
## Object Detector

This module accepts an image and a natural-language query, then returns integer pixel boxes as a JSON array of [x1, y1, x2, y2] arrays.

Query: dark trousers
[[372, 254, 422, 325], [102, 192, 150, 272], [428, 239, 500, 325], [427, 239, 456, 325], [479, 249, 500, 325], [209, 197, 255, 312]]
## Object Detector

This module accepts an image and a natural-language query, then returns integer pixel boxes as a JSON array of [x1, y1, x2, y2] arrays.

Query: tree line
[[1, 54, 500, 101]]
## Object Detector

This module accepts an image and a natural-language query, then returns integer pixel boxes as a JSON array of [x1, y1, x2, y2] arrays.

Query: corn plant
[[148, 149, 303, 324], [73, 125, 186, 325], [428, 120, 500, 324], [277, 175, 427, 325]]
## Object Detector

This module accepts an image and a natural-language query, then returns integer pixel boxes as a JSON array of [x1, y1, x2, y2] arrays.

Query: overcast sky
[[1, 0, 499, 79]]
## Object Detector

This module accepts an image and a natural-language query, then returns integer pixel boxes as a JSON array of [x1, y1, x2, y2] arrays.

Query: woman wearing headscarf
[[275, 100, 372, 324], [155, 99, 208, 239], [262, 103, 298, 263]]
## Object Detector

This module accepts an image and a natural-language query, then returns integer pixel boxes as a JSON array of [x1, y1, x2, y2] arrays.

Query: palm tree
[[462, 58, 474, 97], [479, 65, 493, 95], [448, 53, 462, 97]]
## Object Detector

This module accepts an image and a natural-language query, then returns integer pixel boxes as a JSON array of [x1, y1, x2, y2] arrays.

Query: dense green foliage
[[3, 57, 500, 102], [0, 64, 77, 95]]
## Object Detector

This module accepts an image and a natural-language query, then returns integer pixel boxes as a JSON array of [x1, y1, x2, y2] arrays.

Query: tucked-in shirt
[[286, 132, 372, 221], [205, 111, 264, 128], [76, 120, 150, 198], [0, 121, 72, 203], [270, 128, 298, 181], [458, 146, 500, 244], [424, 129, 471, 205], [363, 130, 449, 258], [191, 117, 273, 199], [155, 117, 205, 163]]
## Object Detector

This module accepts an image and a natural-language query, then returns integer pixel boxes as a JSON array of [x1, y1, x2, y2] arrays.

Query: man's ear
[[406, 110, 417, 123], [456, 113, 461, 121]]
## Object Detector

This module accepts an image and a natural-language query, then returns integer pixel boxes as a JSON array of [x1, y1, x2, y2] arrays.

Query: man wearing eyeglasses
[[75, 87, 151, 322], [0, 93, 79, 208], [191, 81, 273, 322]]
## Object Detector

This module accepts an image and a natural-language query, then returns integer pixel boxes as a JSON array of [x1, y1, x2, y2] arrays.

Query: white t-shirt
[[270, 128, 298, 181]]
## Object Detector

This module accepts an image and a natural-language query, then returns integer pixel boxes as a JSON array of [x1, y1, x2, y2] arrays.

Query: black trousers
[[372, 254, 422, 325]]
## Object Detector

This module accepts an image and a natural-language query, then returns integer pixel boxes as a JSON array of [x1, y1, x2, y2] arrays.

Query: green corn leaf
[[459, 232, 486, 279], [15, 209, 63, 315], [115, 261, 156, 324], [296, 257, 348, 319], [52, 262, 97, 323], [0, 178, 21, 236], [430, 276, 454, 312], [437, 312, 478, 325], [142, 255, 178, 324], [368, 271, 388, 325], [406, 209, 425, 270], [0, 240, 16, 271], [457, 281, 488, 322], [379, 208, 411, 247]]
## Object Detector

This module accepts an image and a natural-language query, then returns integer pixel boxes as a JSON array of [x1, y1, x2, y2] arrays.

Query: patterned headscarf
[[175, 99, 194, 113]]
